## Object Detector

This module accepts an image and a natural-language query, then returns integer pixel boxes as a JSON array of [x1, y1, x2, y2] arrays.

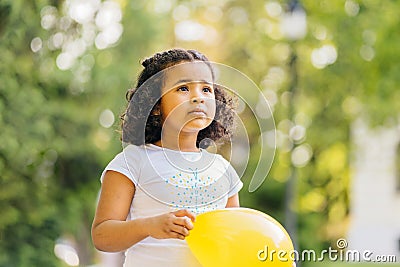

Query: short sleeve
[[226, 163, 243, 198], [100, 145, 142, 186]]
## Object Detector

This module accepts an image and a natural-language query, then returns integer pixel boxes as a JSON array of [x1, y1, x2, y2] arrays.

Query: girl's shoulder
[[115, 144, 148, 165], [202, 149, 230, 164], [122, 143, 164, 155]]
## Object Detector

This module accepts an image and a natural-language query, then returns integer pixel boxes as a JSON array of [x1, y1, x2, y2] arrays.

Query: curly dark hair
[[121, 48, 236, 148]]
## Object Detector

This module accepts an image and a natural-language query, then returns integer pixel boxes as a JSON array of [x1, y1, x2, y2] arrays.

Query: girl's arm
[[91, 170, 195, 252], [225, 193, 240, 208]]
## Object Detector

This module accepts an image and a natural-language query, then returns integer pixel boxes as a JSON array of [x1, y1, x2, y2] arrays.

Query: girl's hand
[[147, 209, 196, 240]]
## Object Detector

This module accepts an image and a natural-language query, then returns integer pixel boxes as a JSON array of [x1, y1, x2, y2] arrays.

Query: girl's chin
[[182, 120, 213, 132]]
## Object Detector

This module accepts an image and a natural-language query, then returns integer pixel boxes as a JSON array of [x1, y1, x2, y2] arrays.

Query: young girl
[[91, 48, 243, 266]]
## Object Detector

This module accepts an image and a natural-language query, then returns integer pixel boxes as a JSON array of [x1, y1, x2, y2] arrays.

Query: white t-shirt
[[100, 144, 243, 267]]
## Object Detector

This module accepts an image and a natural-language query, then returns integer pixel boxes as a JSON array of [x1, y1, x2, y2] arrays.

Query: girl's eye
[[203, 87, 212, 93], [177, 86, 189, 92]]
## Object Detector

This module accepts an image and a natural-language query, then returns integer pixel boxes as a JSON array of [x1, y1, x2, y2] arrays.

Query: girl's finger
[[173, 216, 194, 230], [171, 223, 190, 236], [172, 209, 196, 222], [168, 227, 186, 239], [172, 232, 185, 240]]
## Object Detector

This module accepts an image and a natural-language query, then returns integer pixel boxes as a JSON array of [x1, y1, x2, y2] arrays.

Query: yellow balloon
[[186, 208, 295, 267]]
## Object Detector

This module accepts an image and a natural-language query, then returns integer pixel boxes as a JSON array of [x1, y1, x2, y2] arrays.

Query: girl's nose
[[191, 97, 205, 104], [191, 84, 206, 103]]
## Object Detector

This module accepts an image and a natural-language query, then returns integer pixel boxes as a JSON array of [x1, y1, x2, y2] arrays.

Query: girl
[[92, 48, 243, 266]]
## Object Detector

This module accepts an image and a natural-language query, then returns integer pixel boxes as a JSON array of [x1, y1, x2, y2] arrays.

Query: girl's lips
[[188, 111, 207, 117], [188, 108, 206, 116]]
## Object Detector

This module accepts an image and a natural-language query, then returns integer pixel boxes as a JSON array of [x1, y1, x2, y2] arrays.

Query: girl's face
[[160, 62, 216, 134]]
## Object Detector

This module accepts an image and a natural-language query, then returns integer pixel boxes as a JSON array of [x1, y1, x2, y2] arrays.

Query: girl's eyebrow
[[173, 79, 213, 87]]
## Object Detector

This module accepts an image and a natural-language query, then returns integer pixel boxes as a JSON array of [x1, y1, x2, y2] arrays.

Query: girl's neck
[[154, 131, 200, 152]]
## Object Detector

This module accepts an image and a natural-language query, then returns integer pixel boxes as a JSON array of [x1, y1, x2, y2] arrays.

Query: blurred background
[[1, 0, 400, 266]]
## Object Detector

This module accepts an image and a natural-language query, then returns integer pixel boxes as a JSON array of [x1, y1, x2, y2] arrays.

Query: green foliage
[[0, 0, 62, 265]]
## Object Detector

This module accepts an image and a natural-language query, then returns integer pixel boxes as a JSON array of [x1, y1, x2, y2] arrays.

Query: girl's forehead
[[162, 62, 213, 90]]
